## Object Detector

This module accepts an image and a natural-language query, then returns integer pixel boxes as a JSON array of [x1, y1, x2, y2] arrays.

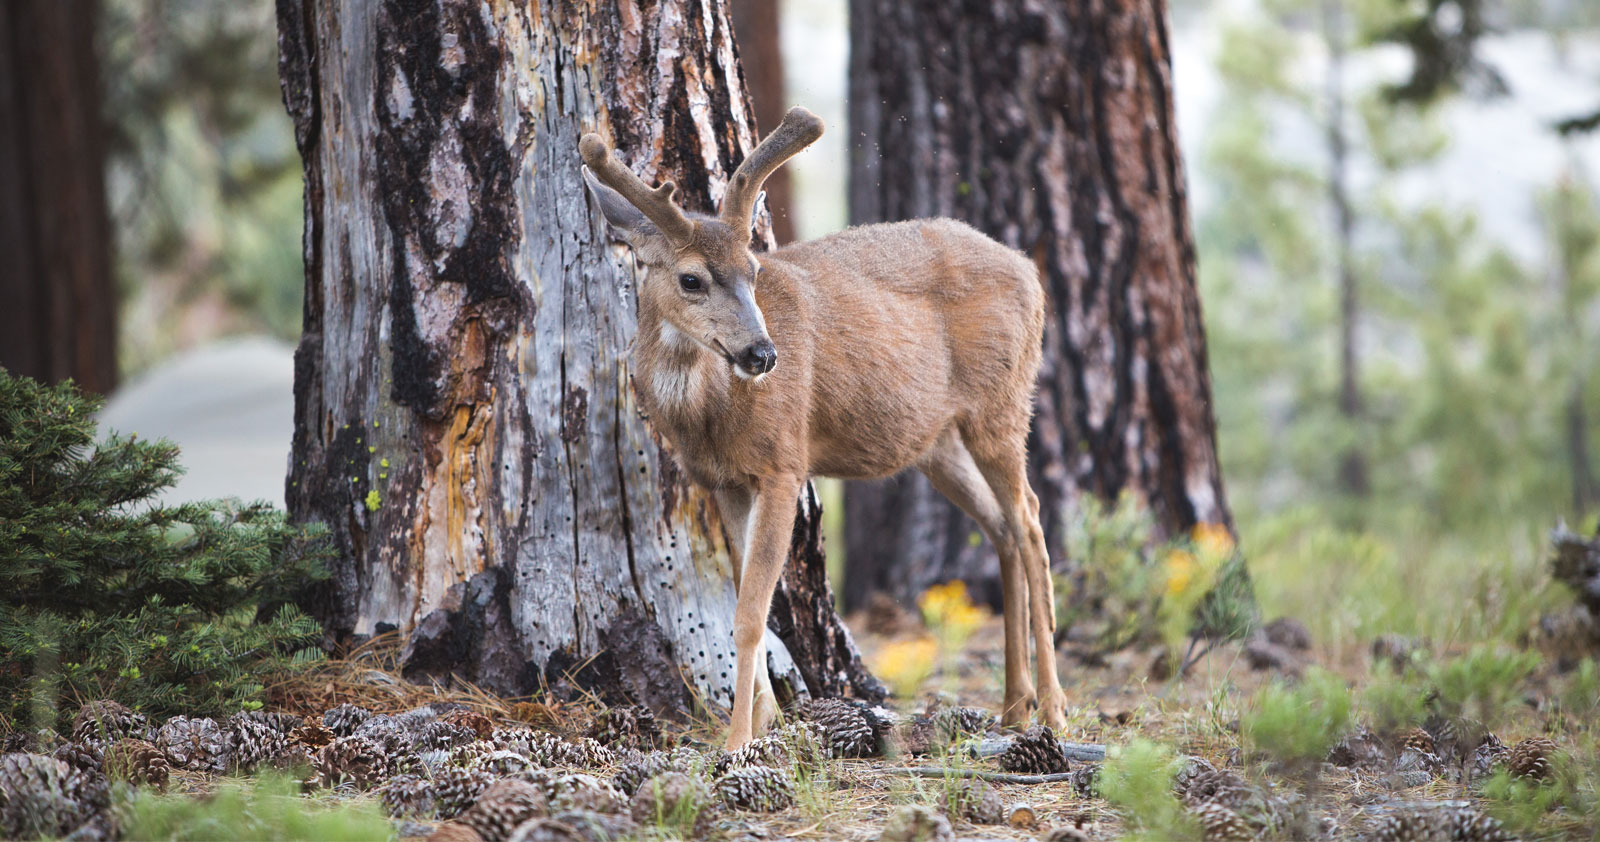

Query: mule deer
[[580, 107, 1067, 750]]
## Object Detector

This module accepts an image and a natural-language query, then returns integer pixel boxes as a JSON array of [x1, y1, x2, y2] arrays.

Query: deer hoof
[[753, 689, 780, 736], [1000, 692, 1037, 727]]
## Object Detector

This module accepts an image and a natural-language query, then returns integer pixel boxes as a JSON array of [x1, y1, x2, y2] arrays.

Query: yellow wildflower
[[1192, 522, 1235, 561], [1164, 549, 1199, 597], [871, 637, 937, 698]]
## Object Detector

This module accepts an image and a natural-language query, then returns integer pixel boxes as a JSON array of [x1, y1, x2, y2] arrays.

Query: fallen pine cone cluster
[[1325, 718, 1567, 789]]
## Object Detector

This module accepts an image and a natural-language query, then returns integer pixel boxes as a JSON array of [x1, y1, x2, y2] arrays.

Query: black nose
[[737, 340, 778, 375]]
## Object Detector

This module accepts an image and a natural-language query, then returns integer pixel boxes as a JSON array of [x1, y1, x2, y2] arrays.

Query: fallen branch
[[879, 767, 1079, 785], [969, 738, 1107, 762]]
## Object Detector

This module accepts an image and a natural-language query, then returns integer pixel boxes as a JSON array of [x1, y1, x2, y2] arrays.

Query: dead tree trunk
[[844, 0, 1233, 610], [0, 0, 116, 394], [277, 0, 881, 715]]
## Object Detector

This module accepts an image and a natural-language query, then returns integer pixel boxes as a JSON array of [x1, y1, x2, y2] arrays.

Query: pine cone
[[231, 710, 303, 736], [426, 822, 487, 842], [944, 777, 1003, 824], [381, 773, 439, 818], [103, 739, 170, 789], [51, 741, 104, 774], [716, 764, 793, 812], [323, 703, 373, 736], [434, 766, 499, 819], [71, 700, 148, 743], [1178, 768, 1252, 809], [628, 771, 716, 836], [157, 716, 226, 773], [227, 716, 290, 773], [517, 732, 613, 769], [521, 810, 637, 842], [474, 750, 538, 777], [587, 706, 661, 751], [313, 735, 390, 789], [414, 719, 478, 751], [1070, 764, 1101, 798], [548, 774, 626, 814], [457, 778, 550, 842], [1441, 805, 1516, 842], [1425, 715, 1491, 762], [713, 733, 791, 776], [1394, 748, 1447, 779], [931, 706, 995, 742], [996, 726, 1069, 775], [1506, 737, 1557, 781], [1473, 734, 1510, 780], [1191, 802, 1253, 842], [1261, 617, 1312, 651], [1399, 727, 1435, 755], [1327, 728, 1387, 769], [352, 714, 408, 753], [289, 721, 336, 750], [796, 698, 877, 758], [612, 748, 702, 795], [1373, 805, 1513, 842], [0, 753, 95, 840], [878, 804, 954, 842], [444, 709, 496, 740], [1173, 756, 1219, 798], [900, 715, 938, 756]]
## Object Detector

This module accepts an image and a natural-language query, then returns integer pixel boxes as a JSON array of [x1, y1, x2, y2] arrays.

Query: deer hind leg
[[916, 429, 1034, 726], [965, 429, 1068, 732], [723, 475, 802, 751]]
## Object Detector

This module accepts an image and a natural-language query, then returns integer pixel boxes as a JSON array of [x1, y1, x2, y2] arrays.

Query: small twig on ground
[[1178, 636, 1219, 677], [880, 767, 1079, 784]]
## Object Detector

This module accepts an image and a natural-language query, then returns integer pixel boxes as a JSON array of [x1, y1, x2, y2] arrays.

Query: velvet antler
[[720, 107, 825, 240], [579, 133, 696, 246]]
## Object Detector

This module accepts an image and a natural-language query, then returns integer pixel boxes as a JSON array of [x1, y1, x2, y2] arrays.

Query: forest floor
[[119, 598, 1583, 842]]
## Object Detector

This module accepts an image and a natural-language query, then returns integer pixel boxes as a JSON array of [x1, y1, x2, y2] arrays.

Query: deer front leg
[[715, 485, 778, 739], [725, 474, 802, 751]]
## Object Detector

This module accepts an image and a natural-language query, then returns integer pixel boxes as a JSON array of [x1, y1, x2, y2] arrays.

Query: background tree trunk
[[729, 0, 795, 244], [277, 0, 880, 715], [844, 0, 1232, 611], [0, 0, 116, 394]]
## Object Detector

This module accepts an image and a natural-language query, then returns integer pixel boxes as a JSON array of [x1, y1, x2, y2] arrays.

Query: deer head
[[581, 107, 824, 379]]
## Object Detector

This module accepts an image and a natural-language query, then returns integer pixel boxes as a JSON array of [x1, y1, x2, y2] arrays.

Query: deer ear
[[583, 165, 663, 247]]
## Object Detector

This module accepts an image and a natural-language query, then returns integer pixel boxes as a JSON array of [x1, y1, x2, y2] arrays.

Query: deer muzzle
[[735, 339, 778, 378]]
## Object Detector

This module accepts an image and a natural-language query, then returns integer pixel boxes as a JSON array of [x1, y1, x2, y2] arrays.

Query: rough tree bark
[[844, 0, 1232, 610], [0, 0, 116, 394], [277, 0, 880, 715]]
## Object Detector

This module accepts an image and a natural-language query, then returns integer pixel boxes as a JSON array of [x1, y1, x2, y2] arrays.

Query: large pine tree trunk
[[277, 0, 880, 715], [0, 0, 116, 394], [844, 0, 1232, 610], [729, 0, 795, 244]]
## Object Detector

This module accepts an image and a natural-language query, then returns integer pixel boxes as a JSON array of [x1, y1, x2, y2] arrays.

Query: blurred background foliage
[[95, 0, 1600, 651], [101, 0, 301, 375]]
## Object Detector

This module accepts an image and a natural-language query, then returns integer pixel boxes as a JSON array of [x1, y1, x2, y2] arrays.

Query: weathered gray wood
[[278, 0, 878, 715]]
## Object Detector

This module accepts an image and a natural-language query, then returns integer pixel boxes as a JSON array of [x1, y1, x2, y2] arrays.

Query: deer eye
[[678, 273, 704, 292]]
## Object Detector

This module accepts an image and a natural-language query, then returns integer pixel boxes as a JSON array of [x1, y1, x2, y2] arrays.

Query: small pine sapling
[[0, 370, 332, 731]]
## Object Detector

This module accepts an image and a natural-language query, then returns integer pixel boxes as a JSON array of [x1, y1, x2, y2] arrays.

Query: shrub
[[1359, 665, 1429, 735], [119, 772, 391, 840], [1426, 645, 1539, 734], [0, 370, 330, 731], [1097, 738, 1200, 841], [1058, 492, 1255, 660], [1242, 668, 1352, 768]]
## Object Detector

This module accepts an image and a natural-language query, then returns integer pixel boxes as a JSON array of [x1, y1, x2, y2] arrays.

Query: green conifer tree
[[0, 369, 330, 731]]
